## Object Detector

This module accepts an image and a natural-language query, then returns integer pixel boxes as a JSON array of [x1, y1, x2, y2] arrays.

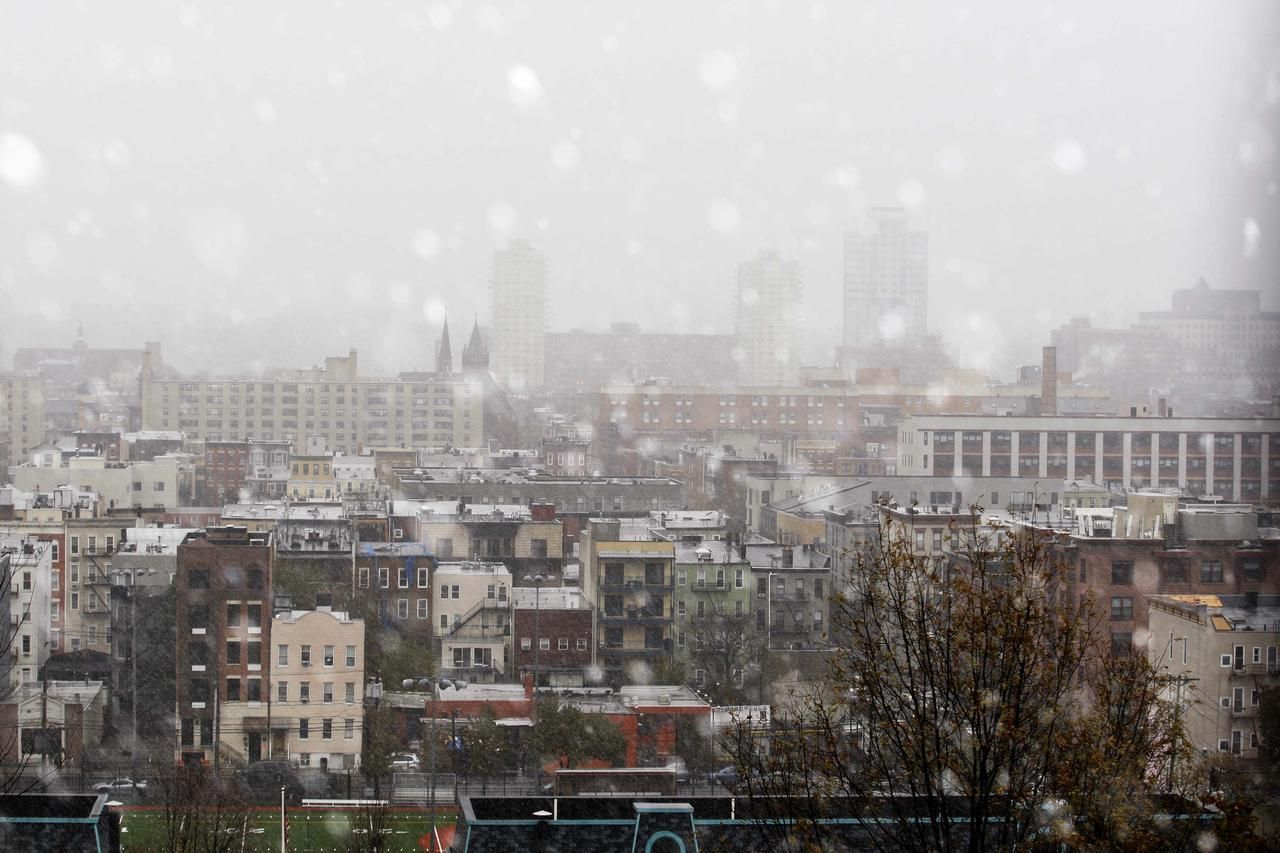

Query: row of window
[[275, 680, 358, 704], [519, 637, 589, 651], [1098, 558, 1264, 585], [277, 643, 358, 668]]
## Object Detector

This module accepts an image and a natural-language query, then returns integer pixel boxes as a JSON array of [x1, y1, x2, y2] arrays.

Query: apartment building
[[510, 586, 593, 687], [12, 454, 187, 511], [736, 250, 802, 387], [140, 350, 484, 451], [1149, 593, 1279, 760], [400, 501, 562, 579], [353, 542, 434, 641], [744, 542, 831, 651], [671, 539, 753, 676], [174, 526, 273, 767], [491, 239, 548, 391], [1, 538, 53, 689], [896, 414, 1280, 503], [271, 608, 365, 770], [0, 374, 46, 467], [1043, 495, 1277, 657], [580, 520, 675, 682], [434, 561, 511, 680]]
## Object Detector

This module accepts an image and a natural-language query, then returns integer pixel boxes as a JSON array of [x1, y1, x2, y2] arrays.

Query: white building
[[736, 251, 802, 387], [491, 239, 547, 391], [1, 537, 53, 689], [896, 414, 1280, 503], [434, 561, 511, 678], [843, 207, 928, 350]]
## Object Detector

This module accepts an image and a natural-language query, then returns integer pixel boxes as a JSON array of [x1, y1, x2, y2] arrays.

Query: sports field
[[118, 806, 455, 852]]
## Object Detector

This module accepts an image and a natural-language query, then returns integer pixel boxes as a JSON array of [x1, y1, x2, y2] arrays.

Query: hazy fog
[[1, 1, 1277, 376]]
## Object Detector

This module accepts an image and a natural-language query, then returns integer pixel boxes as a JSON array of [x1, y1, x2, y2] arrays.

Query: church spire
[[436, 314, 453, 376], [461, 316, 489, 372]]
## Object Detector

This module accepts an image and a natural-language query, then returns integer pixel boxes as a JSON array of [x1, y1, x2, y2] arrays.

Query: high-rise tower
[[842, 207, 928, 350], [736, 250, 802, 386], [490, 240, 547, 391]]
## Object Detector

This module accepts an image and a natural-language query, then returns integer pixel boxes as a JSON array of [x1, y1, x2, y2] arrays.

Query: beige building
[[140, 350, 484, 451], [491, 239, 547, 391], [271, 608, 365, 770], [433, 562, 511, 678], [287, 453, 338, 501], [62, 518, 121, 657], [0, 374, 46, 467], [579, 520, 676, 682], [1149, 594, 1279, 761], [12, 455, 186, 511]]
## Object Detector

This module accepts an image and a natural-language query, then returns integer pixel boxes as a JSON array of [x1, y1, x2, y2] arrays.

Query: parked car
[[707, 766, 738, 788], [664, 758, 690, 783], [389, 752, 421, 771], [94, 778, 147, 797]]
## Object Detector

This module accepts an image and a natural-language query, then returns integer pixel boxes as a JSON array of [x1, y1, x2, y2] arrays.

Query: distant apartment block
[[0, 374, 46, 467], [140, 350, 484, 452]]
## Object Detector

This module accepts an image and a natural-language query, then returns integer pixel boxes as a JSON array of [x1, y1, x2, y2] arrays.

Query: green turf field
[[119, 807, 452, 852]]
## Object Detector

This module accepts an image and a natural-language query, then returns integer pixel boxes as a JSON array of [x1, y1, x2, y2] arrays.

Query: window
[[1163, 560, 1186, 583], [299, 752, 311, 766], [440, 584, 449, 599], [277, 681, 288, 702], [539, 638, 550, 650], [1111, 561, 1133, 585], [417, 599, 428, 619], [397, 599, 409, 619], [1241, 558, 1262, 582], [417, 567, 430, 588], [323, 683, 334, 703], [299, 719, 309, 739], [323, 645, 335, 666], [301, 644, 312, 666], [345, 718, 355, 739], [345, 682, 355, 703], [300, 683, 310, 703], [346, 644, 356, 667], [398, 567, 409, 589], [531, 538, 548, 558], [278, 644, 288, 666], [358, 566, 370, 588], [677, 569, 687, 586], [1110, 597, 1133, 620], [676, 600, 686, 617], [1201, 561, 1224, 583], [452, 585, 460, 599], [1254, 647, 1262, 664], [247, 678, 262, 702], [378, 567, 389, 588], [576, 638, 587, 651], [520, 637, 532, 650], [558, 638, 569, 650], [1110, 632, 1132, 657], [70, 591, 79, 611], [227, 641, 241, 664], [226, 678, 241, 701]]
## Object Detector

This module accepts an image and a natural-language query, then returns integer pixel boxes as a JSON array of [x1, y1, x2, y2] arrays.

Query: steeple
[[461, 316, 489, 372], [436, 315, 453, 376]]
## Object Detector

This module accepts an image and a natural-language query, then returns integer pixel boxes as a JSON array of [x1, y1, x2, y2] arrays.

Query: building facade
[[843, 206, 928, 350], [270, 608, 365, 770], [897, 414, 1280, 503], [491, 239, 547, 391], [736, 251, 802, 387]]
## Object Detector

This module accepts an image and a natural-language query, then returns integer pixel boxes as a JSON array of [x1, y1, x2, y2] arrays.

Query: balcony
[[602, 577, 668, 591], [599, 643, 669, 657], [449, 623, 510, 639], [600, 608, 669, 625]]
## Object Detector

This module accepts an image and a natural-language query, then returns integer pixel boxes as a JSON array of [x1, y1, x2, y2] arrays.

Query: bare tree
[[345, 798, 394, 853], [726, 514, 1209, 853], [155, 766, 254, 853], [687, 601, 767, 705]]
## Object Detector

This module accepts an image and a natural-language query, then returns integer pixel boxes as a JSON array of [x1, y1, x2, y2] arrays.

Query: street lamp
[[403, 676, 467, 851], [522, 574, 557, 698]]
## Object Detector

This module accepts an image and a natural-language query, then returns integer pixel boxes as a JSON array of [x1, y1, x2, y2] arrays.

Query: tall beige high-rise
[[491, 239, 547, 391], [736, 250, 802, 386]]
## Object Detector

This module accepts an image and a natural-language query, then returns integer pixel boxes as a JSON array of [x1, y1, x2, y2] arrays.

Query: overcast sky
[[1, 1, 1277, 377]]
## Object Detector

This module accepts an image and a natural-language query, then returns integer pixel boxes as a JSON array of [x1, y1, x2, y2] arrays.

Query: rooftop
[[434, 560, 511, 577], [1151, 594, 1280, 632], [511, 586, 589, 610]]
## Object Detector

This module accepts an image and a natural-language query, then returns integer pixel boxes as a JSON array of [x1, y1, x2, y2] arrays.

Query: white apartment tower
[[843, 207, 928, 350], [491, 240, 547, 391], [736, 250, 802, 386]]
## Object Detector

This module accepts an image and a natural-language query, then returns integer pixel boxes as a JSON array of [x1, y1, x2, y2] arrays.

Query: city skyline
[[1, 2, 1275, 377]]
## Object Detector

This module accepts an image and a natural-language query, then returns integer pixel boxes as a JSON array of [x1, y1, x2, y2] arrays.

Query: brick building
[[174, 526, 273, 767], [511, 587, 594, 687]]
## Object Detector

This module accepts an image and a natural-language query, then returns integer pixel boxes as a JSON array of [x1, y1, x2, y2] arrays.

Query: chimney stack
[[1040, 346, 1057, 416]]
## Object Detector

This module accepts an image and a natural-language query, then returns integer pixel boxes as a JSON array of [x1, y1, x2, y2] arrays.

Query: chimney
[[738, 540, 747, 561], [523, 673, 535, 702], [1040, 346, 1057, 416], [1157, 397, 1167, 418], [530, 502, 556, 522]]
